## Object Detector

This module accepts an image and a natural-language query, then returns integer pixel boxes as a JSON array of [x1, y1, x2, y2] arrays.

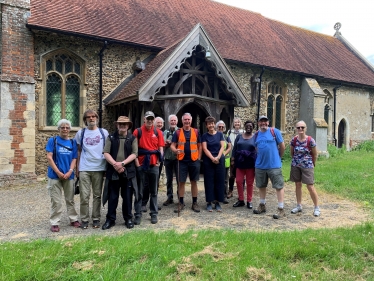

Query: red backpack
[[292, 135, 312, 152]]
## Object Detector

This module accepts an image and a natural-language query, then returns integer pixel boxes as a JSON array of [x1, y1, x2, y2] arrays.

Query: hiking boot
[[80, 221, 89, 229], [191, 202, 200, 213], [313, 207, 321, 217], [273, 208, 286, 219], [291, 205, 302, 214], [92, 220, 100, 228], [206, 203, 213, 212], [215, 203, 222, 212], [133, 216, 141, 225], [50, 225, 60, 232], [163, 198, 174, 206], [70, 221, 81, 228], [151, 215, 158, 224], [227, 191, 233, 198], [253, 203, 266, 214], [141, 205, 147, 213], [174, 202, 185, 213]]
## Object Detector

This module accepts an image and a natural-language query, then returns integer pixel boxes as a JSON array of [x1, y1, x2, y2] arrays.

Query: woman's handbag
[[74, 177, 80, 195]]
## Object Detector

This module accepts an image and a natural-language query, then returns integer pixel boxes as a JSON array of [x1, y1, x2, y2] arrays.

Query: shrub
[[352, 140, 374, 152]]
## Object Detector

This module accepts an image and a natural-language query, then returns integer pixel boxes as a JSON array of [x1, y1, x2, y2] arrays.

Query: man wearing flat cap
[[253, 115, 286, 219], [102, 116, 138, 230], [133, 111, 165, 225]]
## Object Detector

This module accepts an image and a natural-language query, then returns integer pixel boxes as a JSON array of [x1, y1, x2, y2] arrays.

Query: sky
[[215, 0, 374, 65]]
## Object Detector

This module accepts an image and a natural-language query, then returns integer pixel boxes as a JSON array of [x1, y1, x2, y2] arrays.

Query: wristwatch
[[121, 162, 125, 167]]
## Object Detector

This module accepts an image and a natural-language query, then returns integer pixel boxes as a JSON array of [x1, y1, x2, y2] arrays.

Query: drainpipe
[[98, 41, 108, 128], [256, 67, 265, 129], [332, 84, 342, 146]]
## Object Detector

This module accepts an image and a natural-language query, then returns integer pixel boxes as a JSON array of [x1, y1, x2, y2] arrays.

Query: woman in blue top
[[231, 120, 257, 209], [46, 119, 80, 232], [290, 120, 320, 217], [202, 116, 225, 212]]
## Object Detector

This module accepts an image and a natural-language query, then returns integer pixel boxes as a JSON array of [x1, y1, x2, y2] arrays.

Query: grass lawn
[[1, 144, 374, 281]]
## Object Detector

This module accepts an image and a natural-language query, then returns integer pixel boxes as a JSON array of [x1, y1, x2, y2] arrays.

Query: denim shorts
[[255, 168, 284, 189]]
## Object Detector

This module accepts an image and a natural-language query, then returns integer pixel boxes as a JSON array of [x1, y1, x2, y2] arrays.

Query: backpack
[[53, 136, 74, 165], [80, 127, 106, 152], [135, 127, 158, 140], [292, 135, 312, 152]]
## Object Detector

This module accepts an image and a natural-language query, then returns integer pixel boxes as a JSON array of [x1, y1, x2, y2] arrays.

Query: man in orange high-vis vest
[[170, 113, 202, 213]]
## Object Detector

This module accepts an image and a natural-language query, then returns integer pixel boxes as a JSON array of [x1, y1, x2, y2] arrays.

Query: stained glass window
[[46, 74, 62, 126]]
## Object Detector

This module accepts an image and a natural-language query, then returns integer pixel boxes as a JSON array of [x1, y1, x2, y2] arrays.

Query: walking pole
[[177, 158, 180, 217]]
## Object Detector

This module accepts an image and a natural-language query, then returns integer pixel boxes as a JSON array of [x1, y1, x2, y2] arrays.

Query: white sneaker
[[313, 208, 321, 217], [291, 205, 302, 214]]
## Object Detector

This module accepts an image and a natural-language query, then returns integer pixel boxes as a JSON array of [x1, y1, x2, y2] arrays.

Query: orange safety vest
[[177, 128, 199, 161]]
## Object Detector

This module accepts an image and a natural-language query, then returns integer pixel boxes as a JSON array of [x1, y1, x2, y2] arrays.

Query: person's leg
[[142, 173, 150, 207], [106, 180, 120, 222], [148, 166, 159, 216], [48, 178, 63, 226], [121, 178, 134, 222], [62, 179, 79, 223], [91, 171, 104, 222], [246, 168, 255, 203], [203, 159, 215, 203], [306, 184, 319, 206], [236, 168, 245, 201], [134, 167, 145, 218], [214, 157, 225, 203], [164, 159, 174, 200], [224, 167, 229, 195], [228, 162, 236, 193], [295, 182, 303, 205], [79, 171, 92, 222]]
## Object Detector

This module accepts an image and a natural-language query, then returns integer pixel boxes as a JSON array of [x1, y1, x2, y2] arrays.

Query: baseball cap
[[144, 111, 155, 119], [258, 115, 269, 121]]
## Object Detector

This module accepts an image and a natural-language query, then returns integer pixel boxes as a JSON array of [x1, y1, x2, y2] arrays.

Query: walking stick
[[177, 158, 180, 217]]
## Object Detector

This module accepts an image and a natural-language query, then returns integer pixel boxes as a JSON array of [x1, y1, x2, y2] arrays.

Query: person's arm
[[278, 142, 285, 158], [311, 146, 317, 167], [224, 141, 232, 157], [217, 140, 225, 159], [202, 142, 215, 161]]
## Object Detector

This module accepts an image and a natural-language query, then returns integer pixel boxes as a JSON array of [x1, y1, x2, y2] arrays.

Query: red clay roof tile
[[28, 0, 374, 87]]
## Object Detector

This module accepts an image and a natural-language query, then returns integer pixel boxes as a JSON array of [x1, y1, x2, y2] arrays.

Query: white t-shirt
[[75, 127, 109, 171]]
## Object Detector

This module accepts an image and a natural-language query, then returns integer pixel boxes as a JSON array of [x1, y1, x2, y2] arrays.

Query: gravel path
[[0, 179, 371, 242]]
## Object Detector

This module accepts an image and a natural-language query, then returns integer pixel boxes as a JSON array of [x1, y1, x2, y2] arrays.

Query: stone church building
[[1, 0, 374, 184]]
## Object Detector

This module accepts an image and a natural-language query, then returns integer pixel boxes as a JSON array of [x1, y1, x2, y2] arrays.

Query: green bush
[[353, 140, 374, 152], [327, 143, 347, 158]]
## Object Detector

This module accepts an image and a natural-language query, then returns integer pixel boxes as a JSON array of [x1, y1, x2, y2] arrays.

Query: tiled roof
[[28, 0, 374, 87]]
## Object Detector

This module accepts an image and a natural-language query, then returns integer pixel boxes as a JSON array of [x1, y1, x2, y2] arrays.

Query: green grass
[[2, 143, 374, 280], [2, 225, 374, 281]]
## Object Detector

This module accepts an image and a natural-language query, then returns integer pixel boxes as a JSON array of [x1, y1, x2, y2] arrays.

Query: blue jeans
[[164, 159, 179, 200], [135, 166, 159, 217]]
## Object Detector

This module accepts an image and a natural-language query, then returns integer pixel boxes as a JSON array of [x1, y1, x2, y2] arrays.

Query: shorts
[[290, 166, 314, 185], [255, 168, 284, 190], [178, 160, 200, 182]]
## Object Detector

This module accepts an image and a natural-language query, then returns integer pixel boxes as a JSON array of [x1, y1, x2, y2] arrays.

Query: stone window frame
[[38, 49, 87, 131], [265, 80, 286, 131], [323, 89, 333, 140]]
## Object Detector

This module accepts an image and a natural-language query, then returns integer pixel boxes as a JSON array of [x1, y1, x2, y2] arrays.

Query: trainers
[[291, 205, 302, 214], [191, 202, 200, 213], [50, 225, 60, 232], [227, 191, 233, 198], [141, 205, 147, 213], [151, 215, 158, 224], [80, 221, 89, 229], [70, 221, 81, 228], [174, 202, 185, 213], [163, 198, 174, 206], [273, 208, 286, 219], [215, 203, 222, 212], [92, 220, 100, 228], [206, 203, 213, 212], [253, 203, 266, 214], [313, 208, 321, 217], [133, 216, 141, 225]]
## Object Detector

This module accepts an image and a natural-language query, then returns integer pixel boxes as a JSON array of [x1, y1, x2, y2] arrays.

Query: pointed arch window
[[266, 81, 285, 129], [40, 51, 85, 129]]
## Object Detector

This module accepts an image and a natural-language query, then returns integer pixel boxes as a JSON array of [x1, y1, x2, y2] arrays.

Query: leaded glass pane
[[324, 104, 329, 124], [56, 60, 63, 73], [65, 60, 72, 74], [60, 54, 67, 60], [275, 96, 282, 129], [65, 76, 80, 126], [267, 95, 274, 127], [74, 63, 80, 75], [46, 74, 62, 126], [46, 60, 53, 72]]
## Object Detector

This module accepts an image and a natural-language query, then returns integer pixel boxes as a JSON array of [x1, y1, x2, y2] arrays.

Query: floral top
[[290, 136, 316, 168]]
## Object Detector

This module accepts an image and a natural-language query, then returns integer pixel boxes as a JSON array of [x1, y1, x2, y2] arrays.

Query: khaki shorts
[[290, 166, 314, 185], [255, 168, 284, 189]]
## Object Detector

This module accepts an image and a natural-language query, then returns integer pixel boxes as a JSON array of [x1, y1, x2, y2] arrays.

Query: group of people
[[46, 110, 321, 232]]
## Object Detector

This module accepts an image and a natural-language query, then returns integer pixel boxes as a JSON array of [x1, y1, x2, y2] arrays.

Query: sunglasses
[[218, 126, 224, 128], [296, 126, 305, 129]]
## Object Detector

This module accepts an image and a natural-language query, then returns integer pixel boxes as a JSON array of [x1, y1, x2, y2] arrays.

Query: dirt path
[[0, 180, 371, 242]]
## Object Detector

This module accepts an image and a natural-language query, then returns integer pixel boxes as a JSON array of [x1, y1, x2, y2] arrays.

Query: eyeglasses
[[218, 126, 224, 129], [296, 126, 305, 130], [59, 127, 70, 130], [85, 115, 97, 119]]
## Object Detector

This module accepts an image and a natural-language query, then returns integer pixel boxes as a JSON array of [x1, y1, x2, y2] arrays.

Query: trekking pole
[[177, 158, 180, 217]]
